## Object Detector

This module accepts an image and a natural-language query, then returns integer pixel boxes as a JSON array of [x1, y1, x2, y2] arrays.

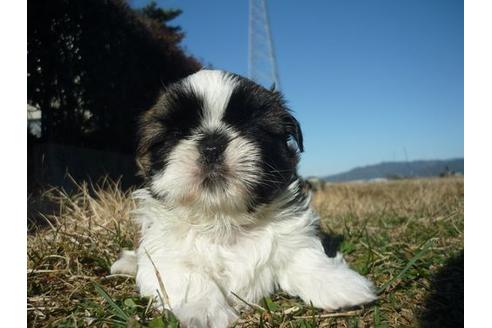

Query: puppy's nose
[[199, 133, 228, 164], [202, 145, 220, 163]]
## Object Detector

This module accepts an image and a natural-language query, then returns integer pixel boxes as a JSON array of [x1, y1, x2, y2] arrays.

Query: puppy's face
[[138, 70, 303, 213]]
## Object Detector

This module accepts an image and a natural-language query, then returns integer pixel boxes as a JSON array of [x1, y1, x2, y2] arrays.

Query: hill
[[323, 158, 463, 182]]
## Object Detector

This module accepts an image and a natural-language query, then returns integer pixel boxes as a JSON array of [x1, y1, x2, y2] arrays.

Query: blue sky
[[130, 0, 463, 176]]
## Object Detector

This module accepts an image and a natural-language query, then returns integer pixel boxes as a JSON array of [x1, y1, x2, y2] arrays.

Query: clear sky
[[130, 0, 464, 177]]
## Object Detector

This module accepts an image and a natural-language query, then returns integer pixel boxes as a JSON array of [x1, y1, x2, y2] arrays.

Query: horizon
[[130, 0, 464, 176], [319, 156, 463, 178]]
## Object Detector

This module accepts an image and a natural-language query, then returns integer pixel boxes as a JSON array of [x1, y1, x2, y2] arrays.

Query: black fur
[[141, 86, 204, 176], [223, 76, 304, 207]]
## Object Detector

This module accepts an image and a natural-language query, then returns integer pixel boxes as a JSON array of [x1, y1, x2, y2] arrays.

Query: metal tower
[[248, 0, 281, 90]]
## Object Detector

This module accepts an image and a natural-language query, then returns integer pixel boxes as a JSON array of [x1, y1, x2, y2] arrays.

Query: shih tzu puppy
[[111, 70, 376, 327]]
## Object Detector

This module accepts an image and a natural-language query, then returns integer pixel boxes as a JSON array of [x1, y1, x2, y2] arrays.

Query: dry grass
[[27, 177, 463, 327]]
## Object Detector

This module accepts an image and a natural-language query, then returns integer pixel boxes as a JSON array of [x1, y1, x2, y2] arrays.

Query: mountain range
[[322, 158, 464, 182]]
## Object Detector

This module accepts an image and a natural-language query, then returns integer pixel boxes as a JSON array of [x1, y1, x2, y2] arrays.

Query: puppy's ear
[[272, 90, 304, 153], [136, 155, 150, 178], [285, 113, 304, 152], [136, 139, 152, 179], [270, 83, 279, 92], [135, 110, 159, 178]]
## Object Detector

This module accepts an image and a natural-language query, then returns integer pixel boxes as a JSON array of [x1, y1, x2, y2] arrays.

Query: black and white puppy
[[111, 70, 376, 327]]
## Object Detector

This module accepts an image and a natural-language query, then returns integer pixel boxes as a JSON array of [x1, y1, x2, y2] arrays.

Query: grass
[[27, 176, 463, 327]]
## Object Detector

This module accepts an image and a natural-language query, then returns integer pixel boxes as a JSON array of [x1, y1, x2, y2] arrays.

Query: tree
[[27, 0, 201, 153], [138, 1, 183, 32]]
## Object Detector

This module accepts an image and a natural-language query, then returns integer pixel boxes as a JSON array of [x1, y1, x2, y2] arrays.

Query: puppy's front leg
[[136, 262, 238, 328], [277, 246, 376, 311], [173, 294, 238, 328]]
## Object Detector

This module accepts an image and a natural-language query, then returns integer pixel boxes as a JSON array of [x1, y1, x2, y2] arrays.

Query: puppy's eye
[[286, 136, 299, 151]]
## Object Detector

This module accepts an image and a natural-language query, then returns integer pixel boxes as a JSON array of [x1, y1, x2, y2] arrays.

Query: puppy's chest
[[180, 229, 277, 283]]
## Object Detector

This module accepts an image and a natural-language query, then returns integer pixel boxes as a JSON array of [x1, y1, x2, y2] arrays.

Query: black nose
[[202, 145, 221, 163], [199, 133, 228, 165]]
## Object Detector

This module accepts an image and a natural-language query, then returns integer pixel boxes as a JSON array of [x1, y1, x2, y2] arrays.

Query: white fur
[[184, 70, 238, 128], [112, 181, 376, 328], [149, 128, 261, 218], [150, 137, 202, 202], [110, 250, 137, 276]]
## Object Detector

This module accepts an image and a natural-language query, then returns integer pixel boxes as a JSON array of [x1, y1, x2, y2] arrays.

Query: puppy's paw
[[283, 252, 377, 311], [174, 299, 238, 328], [110, 250, 137, 276], [322, 268, 377, 310], [309, 255, 377, 310]]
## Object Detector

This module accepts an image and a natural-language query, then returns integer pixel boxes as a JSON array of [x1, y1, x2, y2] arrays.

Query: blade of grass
[[373, 305, 381, 326], [293, 309, 362, 319], [231, 291, 266, 313], [377, 238, 433, 294], [144, 248, 172, 311], [93, 282, 130, 321]]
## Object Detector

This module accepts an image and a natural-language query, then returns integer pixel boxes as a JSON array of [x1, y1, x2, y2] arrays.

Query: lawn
[[27, 176, 463, 327]]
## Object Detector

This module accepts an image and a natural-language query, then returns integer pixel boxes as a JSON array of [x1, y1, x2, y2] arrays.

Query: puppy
[[111, 70, 376, 327]]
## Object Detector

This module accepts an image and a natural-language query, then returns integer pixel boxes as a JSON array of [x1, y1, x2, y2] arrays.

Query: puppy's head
[[138, 70, 303, 213]]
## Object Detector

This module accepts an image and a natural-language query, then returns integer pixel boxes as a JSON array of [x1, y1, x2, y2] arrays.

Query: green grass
[[27, 177, 463, 327]]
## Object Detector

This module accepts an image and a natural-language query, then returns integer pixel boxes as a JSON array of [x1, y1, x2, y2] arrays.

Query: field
[[27, 177, 463, 327]]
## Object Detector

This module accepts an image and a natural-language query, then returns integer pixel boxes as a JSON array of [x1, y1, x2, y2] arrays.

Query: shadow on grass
[[420, 250, 463, 328], [27, 193, 59, 233]]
